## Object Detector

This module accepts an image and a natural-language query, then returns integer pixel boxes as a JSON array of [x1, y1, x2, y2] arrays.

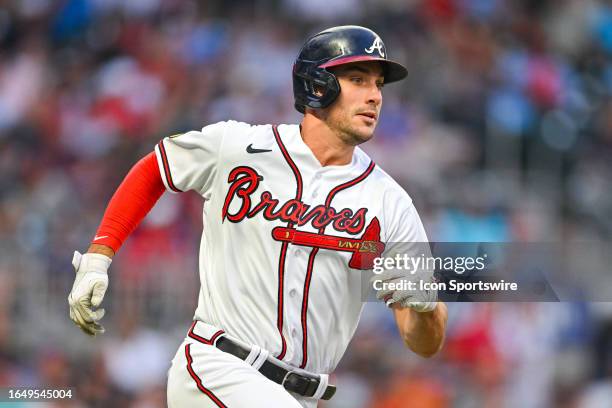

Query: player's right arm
[[68, 152, 166, 336], [68, 122, 233, 336]]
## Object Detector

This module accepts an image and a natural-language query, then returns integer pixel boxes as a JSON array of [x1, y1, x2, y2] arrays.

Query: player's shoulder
[[201, 120, 284, 139], [355, 148, 414, 206], [201, 119, 258, 134]]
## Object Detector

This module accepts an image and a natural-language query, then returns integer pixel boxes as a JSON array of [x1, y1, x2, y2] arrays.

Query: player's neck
[[299, 117, 355, 167]]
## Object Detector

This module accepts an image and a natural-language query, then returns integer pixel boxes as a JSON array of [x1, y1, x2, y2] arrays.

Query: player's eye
[[350, 76, 364, 84], [376, 81, 385, 89]]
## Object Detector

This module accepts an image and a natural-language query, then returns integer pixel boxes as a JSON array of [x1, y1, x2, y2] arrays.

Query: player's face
[[323, 62, 384, 146]]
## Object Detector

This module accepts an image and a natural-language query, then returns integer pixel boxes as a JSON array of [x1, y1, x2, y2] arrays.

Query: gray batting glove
[[371, 268, 438, 313], [68, 251, 111, 336]]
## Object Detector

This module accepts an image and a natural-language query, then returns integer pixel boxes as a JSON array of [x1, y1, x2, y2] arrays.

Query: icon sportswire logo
[[365, 36, 385, 58]]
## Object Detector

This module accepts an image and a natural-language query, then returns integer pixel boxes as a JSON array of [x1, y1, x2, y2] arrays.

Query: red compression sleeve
[[92, 152, 166, 252]]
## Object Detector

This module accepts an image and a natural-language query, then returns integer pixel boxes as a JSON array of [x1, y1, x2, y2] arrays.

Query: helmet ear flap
[[293, 62, 340, 113], [306, 68, 340, 109]]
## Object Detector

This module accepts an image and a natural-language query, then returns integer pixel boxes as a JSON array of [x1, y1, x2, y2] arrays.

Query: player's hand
[[68, 251, 111, 336], [371, 267, 438, 313]]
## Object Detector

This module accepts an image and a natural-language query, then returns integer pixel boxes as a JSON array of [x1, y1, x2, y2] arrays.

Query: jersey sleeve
[[386, 201, 429, 243], [154, 121, 228, 197], [382, 192, 432, 270]]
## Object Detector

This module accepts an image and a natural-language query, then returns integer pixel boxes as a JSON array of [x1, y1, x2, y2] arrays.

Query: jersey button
[[292, 329, 298, 338], [289, 289, 297, 297]]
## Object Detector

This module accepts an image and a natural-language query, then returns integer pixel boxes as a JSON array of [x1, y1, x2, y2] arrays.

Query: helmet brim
[[319, 55, 408, 83]]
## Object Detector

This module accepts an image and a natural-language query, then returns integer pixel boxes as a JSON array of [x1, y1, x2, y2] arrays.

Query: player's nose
[[366, 84, 382, 107]]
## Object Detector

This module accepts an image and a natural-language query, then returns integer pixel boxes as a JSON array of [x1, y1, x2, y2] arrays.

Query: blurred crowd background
[[1, 0, 611, 406]]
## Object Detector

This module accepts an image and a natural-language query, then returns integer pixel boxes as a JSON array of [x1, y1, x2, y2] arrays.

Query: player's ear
[[313, 84, 326, 98]]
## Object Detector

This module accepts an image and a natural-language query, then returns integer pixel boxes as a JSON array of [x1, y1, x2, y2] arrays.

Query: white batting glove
[[68, 251, 111, 336], [371, 269, 438, 313]]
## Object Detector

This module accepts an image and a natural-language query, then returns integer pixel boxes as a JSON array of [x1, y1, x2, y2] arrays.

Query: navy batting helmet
[[292, 25, 408, 114]]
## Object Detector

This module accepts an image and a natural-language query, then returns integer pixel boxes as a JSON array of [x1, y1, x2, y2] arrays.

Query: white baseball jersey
[[154, 121, 428, 374]]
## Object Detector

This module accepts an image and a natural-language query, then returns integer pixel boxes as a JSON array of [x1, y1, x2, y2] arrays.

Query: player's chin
[[350, 121, 376, 143], [346, 130, 374, 146]]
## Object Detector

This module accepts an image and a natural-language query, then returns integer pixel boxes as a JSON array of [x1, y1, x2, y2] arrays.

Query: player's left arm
[[376, 193, 448, 357], [392, 302, 447, 358]]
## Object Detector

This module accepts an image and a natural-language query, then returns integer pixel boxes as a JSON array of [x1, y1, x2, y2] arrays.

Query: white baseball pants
[[167, 328, 318, 407]]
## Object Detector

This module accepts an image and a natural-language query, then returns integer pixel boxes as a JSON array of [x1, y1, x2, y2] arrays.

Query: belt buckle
[[281, 371, 293, 388], [281, 371, 321, 397]]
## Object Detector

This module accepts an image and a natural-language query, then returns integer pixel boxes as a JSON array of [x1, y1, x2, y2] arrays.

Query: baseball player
[[68, 26, 448, 407]]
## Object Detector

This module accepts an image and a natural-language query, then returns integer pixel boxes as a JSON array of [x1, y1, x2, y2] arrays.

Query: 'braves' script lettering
[[222, 167, 367, 235]]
